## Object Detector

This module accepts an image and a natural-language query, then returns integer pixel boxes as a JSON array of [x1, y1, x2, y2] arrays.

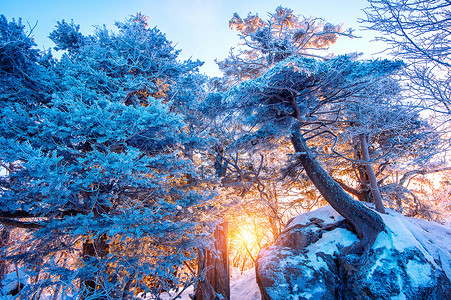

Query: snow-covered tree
[[0, 14, 213, 298], [218, 6, 355, 84], [363, 0, 451, 221], [206, 6, 440, 270], [363, 0, 451, 113], [315, 77, 438, 213], [208, 55, 409, 259]]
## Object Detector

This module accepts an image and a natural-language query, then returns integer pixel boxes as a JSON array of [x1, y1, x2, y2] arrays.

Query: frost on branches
[[0, 14, 214, 299]]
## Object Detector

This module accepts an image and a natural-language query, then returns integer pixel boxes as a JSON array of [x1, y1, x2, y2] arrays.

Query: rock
[[256, 205, 451, 300]]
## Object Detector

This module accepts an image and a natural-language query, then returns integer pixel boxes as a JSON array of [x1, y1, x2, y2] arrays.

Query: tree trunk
[[80, 235, 109, 299], [291, 126, 385, 256], [193, 150, 231, 299], [268, 183, 281, 240], [120, 272, 135, 300], [351, 138, 372, 203], [214, 149, 228, 178], [359, 134, 386, 213], [194, 222, 230, 300], [0, 226, 10, 286]]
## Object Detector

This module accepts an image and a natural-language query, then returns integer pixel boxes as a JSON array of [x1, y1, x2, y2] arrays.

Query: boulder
[[256, 205, 451, 300]]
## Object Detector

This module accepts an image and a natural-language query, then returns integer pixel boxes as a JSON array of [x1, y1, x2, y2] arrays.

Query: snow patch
[[288, 206, 343, 229], [230, 268, 261, 300], [406, 259, 432, 287], [139, 267, 261, 300], [367, 247, 398, 280], [308, 228, 358, 256], [376, 208, 451, 283], [304, 228, 358, 270], [299, 285, 325, 300]]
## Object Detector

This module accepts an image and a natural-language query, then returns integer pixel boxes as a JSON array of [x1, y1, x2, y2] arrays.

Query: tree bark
[[80, 235, 109, 299], [291, 126, 385, 256], [0, 226, 10, 286], [351, 138, 372, 203], [214, 149, 228, 178], [359, 134, 386, 213], [193, 150, 231, 299], [194, 222, 230, 300]]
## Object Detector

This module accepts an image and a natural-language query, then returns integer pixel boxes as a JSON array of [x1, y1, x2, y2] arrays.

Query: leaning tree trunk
[[291, 126, 385, 256]]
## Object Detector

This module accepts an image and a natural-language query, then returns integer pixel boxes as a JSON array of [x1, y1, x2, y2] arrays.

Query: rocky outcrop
[[256, 205, 451, 300]]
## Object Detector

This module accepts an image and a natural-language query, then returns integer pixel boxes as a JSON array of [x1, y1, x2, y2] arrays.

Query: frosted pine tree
[[0, 14, 212, 299]]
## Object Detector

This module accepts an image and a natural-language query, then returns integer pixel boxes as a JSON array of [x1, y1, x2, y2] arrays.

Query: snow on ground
[[147, 268, 261, 300], [1, 268, 261, 300], [230, 268, 261, 300]]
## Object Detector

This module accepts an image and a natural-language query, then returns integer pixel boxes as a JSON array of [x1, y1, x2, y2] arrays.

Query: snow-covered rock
[[256, 205, 451, 300]]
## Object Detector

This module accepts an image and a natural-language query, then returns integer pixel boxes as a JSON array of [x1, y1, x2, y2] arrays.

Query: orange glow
[[228, 219, 271, 272], [237, 225, 257, 248]]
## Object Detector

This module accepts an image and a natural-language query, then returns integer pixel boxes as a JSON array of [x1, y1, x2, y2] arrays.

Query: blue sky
[[1, 0, 387, 76]]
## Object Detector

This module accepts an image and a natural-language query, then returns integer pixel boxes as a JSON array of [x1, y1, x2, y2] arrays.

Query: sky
[[1, 0, 388, 77]]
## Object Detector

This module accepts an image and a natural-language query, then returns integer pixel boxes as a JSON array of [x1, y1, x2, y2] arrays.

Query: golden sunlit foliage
[[219, 6, 354, 84]]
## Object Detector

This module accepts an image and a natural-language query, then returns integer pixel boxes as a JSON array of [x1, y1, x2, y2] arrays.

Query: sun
[[228, 219, 269, 271], [237, 225, 259, 252]]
